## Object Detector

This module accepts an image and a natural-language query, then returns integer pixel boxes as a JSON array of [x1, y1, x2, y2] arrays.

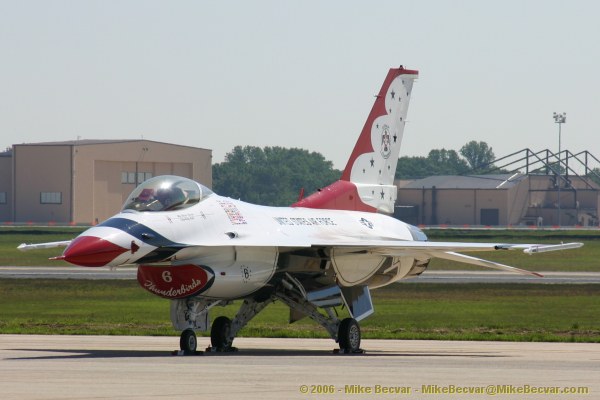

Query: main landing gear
[[337, 317, 362, 353], [173, 278, 367, 354], [209, 316, 233, 351], [273, 276, 364, 354], [176, 303, 363, 354]]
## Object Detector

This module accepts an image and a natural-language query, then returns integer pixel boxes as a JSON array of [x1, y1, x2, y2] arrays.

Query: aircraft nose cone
[[63, 236, 129, 267]]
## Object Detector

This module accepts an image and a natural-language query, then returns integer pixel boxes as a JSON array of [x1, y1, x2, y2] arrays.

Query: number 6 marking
[[162, 270, 173, 283]]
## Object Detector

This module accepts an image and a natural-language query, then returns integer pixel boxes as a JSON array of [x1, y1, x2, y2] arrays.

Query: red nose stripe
[[63, 236, 129, 267]]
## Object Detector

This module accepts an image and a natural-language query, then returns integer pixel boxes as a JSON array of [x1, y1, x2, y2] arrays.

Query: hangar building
[[0, 140, 211, 224], [396, 149, 600, 227], [396, 173, 600, 227]]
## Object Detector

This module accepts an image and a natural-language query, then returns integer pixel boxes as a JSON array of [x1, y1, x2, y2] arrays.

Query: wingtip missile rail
[[17, 240, 72, 251]]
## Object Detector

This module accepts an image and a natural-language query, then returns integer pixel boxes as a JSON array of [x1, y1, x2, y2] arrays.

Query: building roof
[[17, 139, 139, 146], [13, 139, 210, 151], [402, 173, 525, 190]]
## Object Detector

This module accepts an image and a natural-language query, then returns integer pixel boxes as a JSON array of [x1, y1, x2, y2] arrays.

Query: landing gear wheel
[[211, 316, 233, 351], [180, 329, 197, 354], [338, 318, 361, 353]]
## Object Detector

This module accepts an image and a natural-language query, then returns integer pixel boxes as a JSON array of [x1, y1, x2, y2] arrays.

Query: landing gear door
[[340, 286, 374, 322]]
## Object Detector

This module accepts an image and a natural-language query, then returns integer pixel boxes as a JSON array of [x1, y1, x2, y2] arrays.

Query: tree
[[213, 146, 340, 206], [426, 149, 469, 175], [395, 156, 431, 179], [396, 149, 469, 179], [460, 141, 496, 171]]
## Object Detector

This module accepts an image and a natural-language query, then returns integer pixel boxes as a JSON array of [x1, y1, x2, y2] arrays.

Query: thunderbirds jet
[[20, 66, 582, 354]]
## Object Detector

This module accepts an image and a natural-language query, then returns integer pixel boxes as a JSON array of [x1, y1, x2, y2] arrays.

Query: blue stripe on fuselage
[[99, 217, 184, 248], [98, 217, 187, 263]]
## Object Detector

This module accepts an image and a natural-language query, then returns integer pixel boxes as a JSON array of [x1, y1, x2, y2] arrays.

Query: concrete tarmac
[[1, 335, 598, 400]]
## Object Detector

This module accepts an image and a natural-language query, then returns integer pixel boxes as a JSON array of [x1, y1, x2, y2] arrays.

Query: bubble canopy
[[122, 175, 213, 212]]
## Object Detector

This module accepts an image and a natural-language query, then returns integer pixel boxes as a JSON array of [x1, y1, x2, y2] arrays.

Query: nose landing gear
[[179, 329, 199, 354]]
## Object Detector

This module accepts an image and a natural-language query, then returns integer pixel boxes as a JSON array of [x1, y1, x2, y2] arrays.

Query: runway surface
[[2, 266, 600, 284], [1, 335, 597, 400]]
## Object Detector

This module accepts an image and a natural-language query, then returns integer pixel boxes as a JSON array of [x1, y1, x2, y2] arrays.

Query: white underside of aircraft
[[19, 66, 582, 354]]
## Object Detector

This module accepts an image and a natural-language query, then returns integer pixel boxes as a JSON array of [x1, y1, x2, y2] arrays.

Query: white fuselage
[[71, 194, 420, 300]]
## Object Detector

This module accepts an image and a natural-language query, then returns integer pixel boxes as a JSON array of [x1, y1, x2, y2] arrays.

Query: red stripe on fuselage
[[292, 180, 376, 212]]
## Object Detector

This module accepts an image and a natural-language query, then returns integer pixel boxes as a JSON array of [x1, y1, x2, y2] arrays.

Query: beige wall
[[73, 141, 211, 224], [92, 160, 128, 224], [506, 178, 531, 225], [398, 188, 510, 226], [0, 155, 12, 221], [475, 189, 508, 225], [11, 140, 212, 224], [14, 145, 72, 222], [577, 191, 599, 209], [398, 175, 600, 226], [435, 190, 476, 225]]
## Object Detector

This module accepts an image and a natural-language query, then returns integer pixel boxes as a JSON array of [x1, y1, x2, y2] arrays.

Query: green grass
[[366, 283, 600, 342], [0, 227, 84, 266], [0, 280, 172, 335], [1, 279, 598, 342]]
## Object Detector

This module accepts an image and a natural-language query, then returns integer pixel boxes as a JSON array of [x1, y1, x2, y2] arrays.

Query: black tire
[[211, 316, 232, 349], [338, 318, 361, 352], [180, 329, 197, 353]]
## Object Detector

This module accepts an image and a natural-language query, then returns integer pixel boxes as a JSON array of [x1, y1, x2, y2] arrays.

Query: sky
[[1, 0, 599, 171]]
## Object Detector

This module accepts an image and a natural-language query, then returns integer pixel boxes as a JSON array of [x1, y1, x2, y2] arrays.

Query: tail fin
[[293, 66, 418, 213]]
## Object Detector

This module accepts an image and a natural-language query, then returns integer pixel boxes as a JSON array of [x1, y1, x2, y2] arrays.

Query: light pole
[[553, 112, 566, 226]]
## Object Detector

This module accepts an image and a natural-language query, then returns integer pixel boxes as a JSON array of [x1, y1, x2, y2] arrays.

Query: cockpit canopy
[[122, 175, 213, 212]]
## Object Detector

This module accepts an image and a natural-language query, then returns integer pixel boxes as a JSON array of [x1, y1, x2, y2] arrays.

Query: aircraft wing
[[312, 240, 583, 277], [175, 235, 581, 278], [318, 240, 584, 254]]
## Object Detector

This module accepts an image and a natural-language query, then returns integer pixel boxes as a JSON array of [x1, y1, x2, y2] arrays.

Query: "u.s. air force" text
[[274, 217, 336, 226]]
